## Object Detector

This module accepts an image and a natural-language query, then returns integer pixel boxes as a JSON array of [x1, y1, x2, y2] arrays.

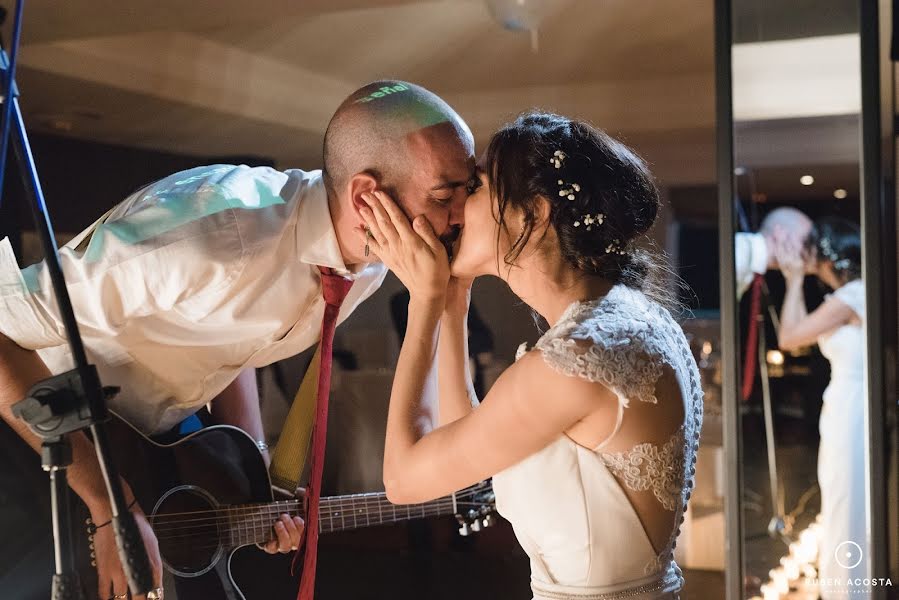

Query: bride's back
[[493, 284, 703, 594]]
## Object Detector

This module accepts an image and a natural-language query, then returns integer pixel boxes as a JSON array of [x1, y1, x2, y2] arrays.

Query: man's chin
[[439, 235, 461, 263]]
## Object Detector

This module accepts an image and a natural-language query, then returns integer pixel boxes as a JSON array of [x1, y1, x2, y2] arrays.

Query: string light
[[755, 515, 822, 598]]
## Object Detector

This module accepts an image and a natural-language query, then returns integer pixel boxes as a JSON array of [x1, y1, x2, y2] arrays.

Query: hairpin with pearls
[[550, 150, 567, 168], [819, 236, 850, 269], [557, 180, 580, 201], [819, 236, 838, 262], [605, 239, 626, 255], [573, 212, 604, 231]]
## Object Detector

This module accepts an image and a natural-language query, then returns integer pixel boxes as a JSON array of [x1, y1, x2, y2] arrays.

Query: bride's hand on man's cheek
[[356, 191, 450, 302]]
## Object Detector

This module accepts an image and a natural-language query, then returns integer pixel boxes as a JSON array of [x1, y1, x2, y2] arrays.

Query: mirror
[[729, 2, 872, 598]]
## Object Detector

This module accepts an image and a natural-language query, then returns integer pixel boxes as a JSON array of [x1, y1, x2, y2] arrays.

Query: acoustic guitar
[[80, 416, 495, 599]]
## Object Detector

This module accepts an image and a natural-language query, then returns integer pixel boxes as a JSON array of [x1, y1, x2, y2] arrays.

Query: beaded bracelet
[[85, 498, 139, 567]]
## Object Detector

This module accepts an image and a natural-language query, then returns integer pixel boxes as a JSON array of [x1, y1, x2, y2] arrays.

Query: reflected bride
[[775, 217, 867, 598]]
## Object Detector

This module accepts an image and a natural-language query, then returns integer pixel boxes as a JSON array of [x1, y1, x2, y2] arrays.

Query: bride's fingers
[[362, 193, 399, 244], [355, 225, 383, 257], [371, 190, 415, 240], [359, 207, 387, 246], [412, 216, 443, 255]]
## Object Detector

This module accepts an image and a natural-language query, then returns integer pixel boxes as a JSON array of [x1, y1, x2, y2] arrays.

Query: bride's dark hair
[[805, 217, 862, 284], [483, 111, 675, 309]]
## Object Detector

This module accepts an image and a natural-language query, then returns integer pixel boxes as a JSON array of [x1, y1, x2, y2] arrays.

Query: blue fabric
[[176, 413, 203, 434]]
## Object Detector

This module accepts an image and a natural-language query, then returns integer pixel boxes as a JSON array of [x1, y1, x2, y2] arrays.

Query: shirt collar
[[748, 232, 768, 275], [289, 170, 375, 279]]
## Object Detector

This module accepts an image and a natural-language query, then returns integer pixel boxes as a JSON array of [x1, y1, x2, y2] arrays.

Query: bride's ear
[[534, 195, 553, 231]]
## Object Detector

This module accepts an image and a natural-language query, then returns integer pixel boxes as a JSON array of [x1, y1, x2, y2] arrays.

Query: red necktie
[[741, 273, 764, 401], [295, 266, 353, 600]]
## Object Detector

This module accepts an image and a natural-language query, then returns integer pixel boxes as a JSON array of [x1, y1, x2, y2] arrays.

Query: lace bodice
[[496, 284, 704, 591]]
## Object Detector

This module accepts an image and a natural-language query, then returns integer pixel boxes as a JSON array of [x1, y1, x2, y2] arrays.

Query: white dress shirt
[[0, 165, 387, 434], [734, 232, 768, 299]]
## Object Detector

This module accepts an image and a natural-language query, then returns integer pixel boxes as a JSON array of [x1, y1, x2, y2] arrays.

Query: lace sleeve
[[533, 331, 664, 407]]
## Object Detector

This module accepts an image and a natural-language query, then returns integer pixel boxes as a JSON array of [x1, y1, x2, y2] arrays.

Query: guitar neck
[[222, 492, 458, 547], [319, 491, 457, 534]]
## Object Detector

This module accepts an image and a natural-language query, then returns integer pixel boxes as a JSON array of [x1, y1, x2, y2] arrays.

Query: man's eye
[[466, 179, 482, 195]]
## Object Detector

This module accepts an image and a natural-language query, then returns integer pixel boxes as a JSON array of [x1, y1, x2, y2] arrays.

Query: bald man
[[735, 207, 813, 298], [0, 80, 476, 599]]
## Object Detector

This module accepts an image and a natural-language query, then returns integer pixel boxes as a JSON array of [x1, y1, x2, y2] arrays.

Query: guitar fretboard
[[318, 492, 457, 534], [153, 492, 457, 547]]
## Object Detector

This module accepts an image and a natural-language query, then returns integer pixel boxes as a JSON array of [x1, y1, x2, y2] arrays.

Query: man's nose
[[448, 196, 466, 227]]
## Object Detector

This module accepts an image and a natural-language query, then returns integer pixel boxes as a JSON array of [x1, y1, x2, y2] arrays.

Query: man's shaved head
[[759, 207, 813, 237], [322, 80, 476, 264], [323, 80, 473, 198], [757, 206, 814, 271]]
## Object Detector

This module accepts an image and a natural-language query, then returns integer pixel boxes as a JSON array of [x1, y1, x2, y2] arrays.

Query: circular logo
[[834, 541, 863, 569]]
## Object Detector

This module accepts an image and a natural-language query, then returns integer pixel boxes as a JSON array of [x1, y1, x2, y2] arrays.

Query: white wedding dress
[[493, 284, 703, 600], [816, 279, 868, 598]]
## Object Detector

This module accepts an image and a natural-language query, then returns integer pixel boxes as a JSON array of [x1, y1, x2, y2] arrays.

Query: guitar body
[[85, 417, 277, 599], [78, 416, 495, 600]]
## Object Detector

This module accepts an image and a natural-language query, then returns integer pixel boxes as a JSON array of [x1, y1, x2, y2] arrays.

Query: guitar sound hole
[[152, 486, 224, 577]]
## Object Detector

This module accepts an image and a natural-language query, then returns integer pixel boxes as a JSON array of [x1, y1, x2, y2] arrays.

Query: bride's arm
[[779, 282, 853, 351], [384, 296, 612, 504], [437, 281, 479, 426], [776, 241, 852, 351]]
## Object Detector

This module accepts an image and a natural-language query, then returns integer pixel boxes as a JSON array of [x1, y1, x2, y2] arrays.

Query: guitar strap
[[269, 345, 321, 492]]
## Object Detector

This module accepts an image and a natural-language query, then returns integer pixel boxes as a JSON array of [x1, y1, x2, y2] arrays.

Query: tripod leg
[[44, 441, 85, 600]]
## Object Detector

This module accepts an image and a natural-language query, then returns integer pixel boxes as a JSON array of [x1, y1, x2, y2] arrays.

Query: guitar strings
[[152, 505, 478, 547], [150, 498, 482, 526], [150, 500, 485, 532], [147, 486, 486, 521]]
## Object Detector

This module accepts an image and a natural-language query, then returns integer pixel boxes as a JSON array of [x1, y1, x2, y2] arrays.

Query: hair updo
[[483, 111, 667, 302], [806, 217, 862, 283]]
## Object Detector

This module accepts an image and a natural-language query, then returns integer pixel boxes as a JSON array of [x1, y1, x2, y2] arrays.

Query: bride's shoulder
[[542, 284, 673, 345], [514, 284, 690, 406]]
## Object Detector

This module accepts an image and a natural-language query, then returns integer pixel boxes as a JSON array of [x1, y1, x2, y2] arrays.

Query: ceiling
[[4, 0, 870, 197], [9, 0, 717, 187]]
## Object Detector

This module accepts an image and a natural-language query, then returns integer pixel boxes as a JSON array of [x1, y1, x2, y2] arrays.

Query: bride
[[356, 111, 703, 600]]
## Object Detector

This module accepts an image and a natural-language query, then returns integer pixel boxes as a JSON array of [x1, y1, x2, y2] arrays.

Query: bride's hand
[[773, 236, 805, 282], [357, 191, 450, 303]]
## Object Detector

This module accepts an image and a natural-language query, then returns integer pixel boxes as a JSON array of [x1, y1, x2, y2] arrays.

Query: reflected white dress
[[494, 285, 704, 600], [816, 279, 868, 597]]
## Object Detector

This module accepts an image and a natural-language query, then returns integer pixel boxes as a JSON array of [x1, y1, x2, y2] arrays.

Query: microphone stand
[[0, 1, 155, 598]]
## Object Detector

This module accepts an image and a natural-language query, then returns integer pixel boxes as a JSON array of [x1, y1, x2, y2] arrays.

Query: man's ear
[[347, 173, 379, 217]]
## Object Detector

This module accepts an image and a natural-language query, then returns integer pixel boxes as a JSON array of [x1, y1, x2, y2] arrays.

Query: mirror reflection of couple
[[736, 210, 866, 595], [0, 81, 701, 600]]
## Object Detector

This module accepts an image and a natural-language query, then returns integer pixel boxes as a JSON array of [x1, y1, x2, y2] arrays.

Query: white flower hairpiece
[[819, 236, 850, 270], [550, 150, 567, 169], [833, 258, 851, 270], [605, 239, 626, 255], [557, 180, 580, 201], [573, 212, 604, 231]]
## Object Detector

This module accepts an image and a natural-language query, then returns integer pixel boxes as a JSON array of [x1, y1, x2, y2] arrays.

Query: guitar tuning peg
[[457, 521, 471, 537], [470, 520, 482, 533], [481, 514, 494, 528]]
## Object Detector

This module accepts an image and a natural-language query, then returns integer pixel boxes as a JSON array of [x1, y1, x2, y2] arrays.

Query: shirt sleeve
[[735, 233, 754, 300], [735, 233, 768, 300], [0, 166, 252, 350]]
